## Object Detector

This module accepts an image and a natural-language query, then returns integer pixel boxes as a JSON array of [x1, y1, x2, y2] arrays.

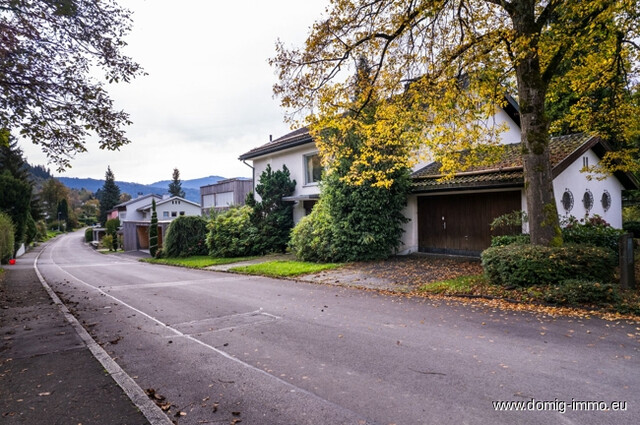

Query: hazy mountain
[[150, 175, 226, 190], [54, 176, 220, 203]]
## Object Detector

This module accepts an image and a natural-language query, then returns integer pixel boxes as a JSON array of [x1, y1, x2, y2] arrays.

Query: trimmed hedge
[[490, 234, 530, 247], [164, 216, 208, 257], [206, 206, 259, 258], [481, 244, 615, 287], [84, 227, 93, 242]]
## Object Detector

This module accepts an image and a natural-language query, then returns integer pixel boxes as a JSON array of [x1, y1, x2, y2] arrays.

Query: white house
[[115, 195, 202, 252], [239, 102, 638, 256]]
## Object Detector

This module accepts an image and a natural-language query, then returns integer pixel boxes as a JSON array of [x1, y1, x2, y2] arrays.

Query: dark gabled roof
[[412, 133, 639, 192], [239, 127, 313, 160]]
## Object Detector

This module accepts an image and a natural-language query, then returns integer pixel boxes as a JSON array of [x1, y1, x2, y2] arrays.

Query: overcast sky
[[20, 0, 328, 185]]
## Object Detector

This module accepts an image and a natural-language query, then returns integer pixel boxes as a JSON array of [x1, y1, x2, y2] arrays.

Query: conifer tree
[[98, 166, 120, 225], [168, 168, 185, 198], [149, 199, 158, 257]]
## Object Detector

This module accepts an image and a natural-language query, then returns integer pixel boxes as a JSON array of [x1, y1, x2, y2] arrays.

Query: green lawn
[[229, 260, 341, 277], [141, 255, 257, 268]]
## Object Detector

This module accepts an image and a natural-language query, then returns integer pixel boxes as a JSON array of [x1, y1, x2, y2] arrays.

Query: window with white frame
[[304, 153, 322, 185], [215, 191, 234, 207], [163, 211, 169, 218]]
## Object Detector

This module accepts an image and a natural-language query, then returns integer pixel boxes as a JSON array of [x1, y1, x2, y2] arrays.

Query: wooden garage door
[[418, 191, 521, 255]]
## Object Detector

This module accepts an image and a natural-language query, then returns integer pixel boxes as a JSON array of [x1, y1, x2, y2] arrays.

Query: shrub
[[85, 227, 94, 242], [0, 212, 15, 264], [164, 216, 208, 257], [35, 220, 47, 241], [289, 199, 337, 262], [623, 221, 640, 238], [100, 234, 114, 250], [561, 215, 624, 253], [544, 279, 620, 306], [481, 244, 615, 288], [206, 206, 259, 258], [490, 234, 530, 247], [105, 218, 120, 251]]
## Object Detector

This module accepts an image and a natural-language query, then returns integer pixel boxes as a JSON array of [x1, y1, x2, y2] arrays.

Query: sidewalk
[[0, 245, 152, 424]]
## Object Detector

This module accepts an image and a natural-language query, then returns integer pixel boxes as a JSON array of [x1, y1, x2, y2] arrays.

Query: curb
[[33, 247, 173, 425]]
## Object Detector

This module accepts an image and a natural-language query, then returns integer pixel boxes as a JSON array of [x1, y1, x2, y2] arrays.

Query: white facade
[[141, 197, 202, 221], [251, 142, 321, 223]]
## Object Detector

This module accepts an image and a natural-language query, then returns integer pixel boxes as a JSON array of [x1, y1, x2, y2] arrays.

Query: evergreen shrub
[[0, 212, 14, 264], [164, 216, 208, 257], [481, 244, 615, 288], [85, 227, 94, 242], [206, 206, 258, 258]]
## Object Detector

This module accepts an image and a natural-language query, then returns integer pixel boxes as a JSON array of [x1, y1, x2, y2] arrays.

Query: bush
[[100, 234, 114, 250], [206, 206, 260, 258], [85, 227, 94, 242], [623, 221, 640, 238], [481, 244, 615, 288], [0, 212, 15, 264], [561, 215, 624, 253], [490, 234, 530, 247], [164, 216, 208, 257], [105, 218, 120, 251], [544, 279, 620, 306], [289, 200, 337, 262], [35, 220, 47, 241]]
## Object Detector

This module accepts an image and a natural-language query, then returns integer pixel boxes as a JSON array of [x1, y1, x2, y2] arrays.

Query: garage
[[418, 191, 521, 255]]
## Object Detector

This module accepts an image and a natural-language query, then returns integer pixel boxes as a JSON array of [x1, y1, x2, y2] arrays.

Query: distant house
[[113, 194, 201, 251], [200, 177, 253, 216], [240, 107, 638, 256]]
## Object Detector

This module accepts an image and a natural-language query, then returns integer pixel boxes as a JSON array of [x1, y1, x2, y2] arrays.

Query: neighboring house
[[240, 106, 638, 256], [200, 177, 253, 216], [238, 128, 324, 223], [113, 194, 201, 251]]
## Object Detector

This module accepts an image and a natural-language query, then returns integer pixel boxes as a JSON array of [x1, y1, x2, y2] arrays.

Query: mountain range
[[57, 175, 228, 203]]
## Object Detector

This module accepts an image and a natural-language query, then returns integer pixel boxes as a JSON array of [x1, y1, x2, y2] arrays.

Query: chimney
[[269, 134, 273, 142]]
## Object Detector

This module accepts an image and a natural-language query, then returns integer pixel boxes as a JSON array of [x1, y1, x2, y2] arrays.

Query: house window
[[215, 191, 234, 207], [304, 153, 322, 184], [179, 211, 185, 216], [583, 189, 594, 211], [171, 211, 177, 217], [601, 190, 611, 212], [163, 211, 169, 218], [582, 156, 589, 168], [561, 189, 574, 212]]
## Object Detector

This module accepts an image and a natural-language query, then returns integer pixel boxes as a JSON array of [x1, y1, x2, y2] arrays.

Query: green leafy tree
[[0, 212, 14, 264], [39, 178, 69, 222], [246, 164, 296, 253], [271, 0, 640, 246], [149, 199, 158, 257], [168, 168, 185, 198], [0, 130, 33, 249], [0, 0, 144, 170], [0, 171, 31, 251], [98, 166, 120, 225]]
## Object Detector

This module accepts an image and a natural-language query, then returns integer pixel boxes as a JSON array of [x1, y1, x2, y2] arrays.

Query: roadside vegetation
[[229, 260, 341, 277], [141, 256, 257, 269]]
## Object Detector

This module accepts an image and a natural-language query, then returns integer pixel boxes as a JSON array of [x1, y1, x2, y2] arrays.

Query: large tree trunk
[[511, 3, 562, 246]]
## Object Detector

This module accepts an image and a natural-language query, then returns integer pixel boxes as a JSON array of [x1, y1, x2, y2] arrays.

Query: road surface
[[35, 232, 639, 424]]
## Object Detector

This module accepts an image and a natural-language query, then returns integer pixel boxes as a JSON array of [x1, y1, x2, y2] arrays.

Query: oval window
[[561, 189, 574, 212], [583, 189, 594, 211], [601, 190, 611, 212]]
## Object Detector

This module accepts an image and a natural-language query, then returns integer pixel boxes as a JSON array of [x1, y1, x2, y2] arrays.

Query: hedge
[[481, 244, 615, 287]]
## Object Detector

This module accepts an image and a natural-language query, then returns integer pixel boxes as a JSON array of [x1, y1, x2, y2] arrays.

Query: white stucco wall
[[155, 199, 202, 220], [552, 149, 624, 228], [124, 196, 161, 222]]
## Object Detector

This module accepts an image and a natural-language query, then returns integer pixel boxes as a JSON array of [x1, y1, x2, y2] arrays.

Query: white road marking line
[[38, 237, 368, 420]]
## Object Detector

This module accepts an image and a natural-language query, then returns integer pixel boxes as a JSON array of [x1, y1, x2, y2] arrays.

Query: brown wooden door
[[418, 191, 521, 255]]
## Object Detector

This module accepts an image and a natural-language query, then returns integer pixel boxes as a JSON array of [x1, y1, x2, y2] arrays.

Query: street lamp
[[58, 212, 61, 231]]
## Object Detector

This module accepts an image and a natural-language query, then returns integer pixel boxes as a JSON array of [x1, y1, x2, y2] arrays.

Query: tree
[[98, 166, 120, 225], [39, 178, 70, 222], [0, 130, 33, 250], [57, 198, 69, 231], [0, 212, 14, 264], [271, 0, 640, 246], [149, 199, 158, 257], [246, 164, 296, 253], [168, 168, 185, 198], [0, 0, 143, 170]]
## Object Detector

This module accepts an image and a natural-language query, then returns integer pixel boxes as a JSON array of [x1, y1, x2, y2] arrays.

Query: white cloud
[[21, 0, 327, 185]]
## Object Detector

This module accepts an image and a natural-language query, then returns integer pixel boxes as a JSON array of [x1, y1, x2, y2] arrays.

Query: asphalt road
[[35, 232, 639, 425]]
